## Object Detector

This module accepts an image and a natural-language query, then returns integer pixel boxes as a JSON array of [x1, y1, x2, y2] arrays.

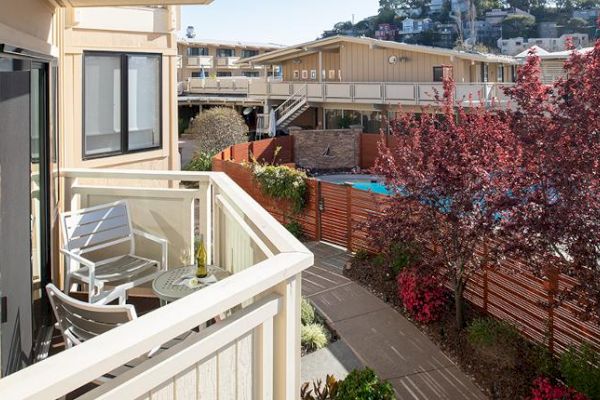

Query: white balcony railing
[[182, 78, 513, 107], [216, 56, 240, 67], [0, 169, 313, 400], [248, 81, 514, 106], [186, 55, 213, 68]]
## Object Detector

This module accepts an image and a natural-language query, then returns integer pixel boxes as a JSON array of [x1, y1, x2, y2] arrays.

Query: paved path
[[302, 241, 486, 400]]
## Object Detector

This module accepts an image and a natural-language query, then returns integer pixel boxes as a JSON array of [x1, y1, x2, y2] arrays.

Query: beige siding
[[280, 50, 340, 81], [60, 7, 178, 172]]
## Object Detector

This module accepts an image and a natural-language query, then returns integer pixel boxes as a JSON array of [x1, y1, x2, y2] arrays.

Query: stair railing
[[274, 84, 308, 123]]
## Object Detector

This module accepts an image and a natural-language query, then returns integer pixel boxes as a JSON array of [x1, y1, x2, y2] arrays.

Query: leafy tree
[[502, 14, 536, 38], [185, 107, 248, 156], [565, 17, 591, 34], [370, 79, 520, 328], [501, 42, 600, 322]]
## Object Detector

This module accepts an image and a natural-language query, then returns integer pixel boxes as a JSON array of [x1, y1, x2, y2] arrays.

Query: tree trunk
[[455, 282, 465, 329]]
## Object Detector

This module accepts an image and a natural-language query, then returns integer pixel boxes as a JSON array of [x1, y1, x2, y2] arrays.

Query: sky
[[179, 0, 380, 46]]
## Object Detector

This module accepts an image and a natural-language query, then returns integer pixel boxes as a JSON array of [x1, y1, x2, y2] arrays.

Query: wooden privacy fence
[[213, 136, 600, 354]]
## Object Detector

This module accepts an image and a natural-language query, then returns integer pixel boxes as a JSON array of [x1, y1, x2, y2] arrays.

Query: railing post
[[273, 274, 301, 400], [316, 181, 322, 241]]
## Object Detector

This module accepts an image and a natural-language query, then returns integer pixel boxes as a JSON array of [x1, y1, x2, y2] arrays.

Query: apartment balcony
[[184, 77, 261, 95], [186, 55, 214, 68], [216, 56, 241, 67], [248, 80, 513, 106], [182, 78, 513, 106], [56, 0, 212, 6], [0, 168, 312, 399]]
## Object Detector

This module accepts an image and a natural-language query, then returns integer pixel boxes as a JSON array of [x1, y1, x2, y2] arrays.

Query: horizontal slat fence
[[214, 137, 600, 354]]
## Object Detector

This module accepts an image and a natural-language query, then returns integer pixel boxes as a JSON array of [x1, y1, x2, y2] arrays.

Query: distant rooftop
[[241, 35, 519, 65], [178, 37, 286, 50]]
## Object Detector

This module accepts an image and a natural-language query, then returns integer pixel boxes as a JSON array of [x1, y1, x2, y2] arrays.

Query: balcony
[[0, 168, 312, 399], [182, 78, 513, 106], [186, 55, 214, 68], [248, 81, 513, 106], [216, 56, 240, 67]]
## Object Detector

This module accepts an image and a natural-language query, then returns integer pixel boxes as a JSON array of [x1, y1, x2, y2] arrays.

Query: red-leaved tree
[[371, 79, 521, 328], [501, 40, 600, 321]]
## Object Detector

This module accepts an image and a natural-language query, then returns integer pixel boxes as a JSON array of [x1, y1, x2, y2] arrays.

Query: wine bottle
[[196, 235, 208, 278]]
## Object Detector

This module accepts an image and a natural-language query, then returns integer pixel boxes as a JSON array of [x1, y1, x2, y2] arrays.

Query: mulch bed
[[344, 256, 545, 400]]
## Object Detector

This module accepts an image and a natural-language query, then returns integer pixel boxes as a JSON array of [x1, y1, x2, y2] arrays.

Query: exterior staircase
[[257, 85, 308, 136]]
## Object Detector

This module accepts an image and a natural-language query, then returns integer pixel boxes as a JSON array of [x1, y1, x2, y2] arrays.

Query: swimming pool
[[317, 174, 391, 195]]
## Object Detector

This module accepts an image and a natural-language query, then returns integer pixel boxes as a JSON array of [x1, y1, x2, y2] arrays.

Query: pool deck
[[302, 241, 486, 400]]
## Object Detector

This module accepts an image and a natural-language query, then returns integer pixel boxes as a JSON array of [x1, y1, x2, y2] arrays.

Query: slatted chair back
[[61, 201, 134, 256], [46, 284, 136, 347]]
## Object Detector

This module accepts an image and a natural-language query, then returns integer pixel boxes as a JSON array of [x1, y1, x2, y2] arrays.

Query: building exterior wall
[[276, 41, 514, 84], [60, 6, 180, 173], [178, 41, 278, 81]]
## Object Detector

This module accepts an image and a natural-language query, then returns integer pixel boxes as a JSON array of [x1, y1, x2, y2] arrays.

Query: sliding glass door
[[0, 54, 53, 376]]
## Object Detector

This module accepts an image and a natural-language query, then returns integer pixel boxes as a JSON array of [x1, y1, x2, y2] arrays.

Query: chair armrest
[[60, 248, 96, 268], [132, 229, 168, 270]]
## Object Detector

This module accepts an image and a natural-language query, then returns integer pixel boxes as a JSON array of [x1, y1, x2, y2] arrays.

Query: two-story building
[[178, 36, 283, 80], [181, 35, 518, 134]]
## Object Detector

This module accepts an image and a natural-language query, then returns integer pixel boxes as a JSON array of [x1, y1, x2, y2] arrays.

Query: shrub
[[336, 368, 395, 400], [301, 297, 315, 325], [301, 323, 329, 352], [301, 375, 339, 400], [397, 268, 448, 324], [185, 107, 248, 155], [467, 318, 520, 368], [388, 242, 419, 276], [184, 152, 212, 172], [528, 377, 589, 400], [353, 249, 371, 263], [251, 164, 307, 213], [560, 344, 600, 400], [285, 220, 304, 239]]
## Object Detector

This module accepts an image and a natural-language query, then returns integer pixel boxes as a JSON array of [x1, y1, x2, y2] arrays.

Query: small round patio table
[[152, 265, 230, 304]]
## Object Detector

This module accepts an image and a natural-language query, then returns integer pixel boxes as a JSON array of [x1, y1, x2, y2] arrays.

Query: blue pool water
[[317, 174, 391, 195], [351, 181, 391, 195]]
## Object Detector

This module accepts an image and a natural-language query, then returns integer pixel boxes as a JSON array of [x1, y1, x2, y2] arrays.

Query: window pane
[[128, 55, 160, 151], [84, 55, 122, 155]]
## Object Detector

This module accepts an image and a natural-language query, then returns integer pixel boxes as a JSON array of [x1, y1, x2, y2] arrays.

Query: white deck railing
[[182, 77, 513, 106], [0, 169, 313, 400]]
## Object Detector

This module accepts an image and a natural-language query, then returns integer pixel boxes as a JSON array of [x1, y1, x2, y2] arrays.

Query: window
[[241, 49, 258, 58], [497, 65, 504, 82], [242, 71, 260, 78], [433, 66, 444, 82], [84, 52, 161, 158], [188, 47, 208, 56], [481, 63, 489, 82], [217, 48, 235, 57], [511, 65, 518, 82], [216, 71, 232, 77]]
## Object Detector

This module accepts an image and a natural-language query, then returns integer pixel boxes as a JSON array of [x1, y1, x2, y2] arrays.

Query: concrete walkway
[[302, 241, 486, 400]]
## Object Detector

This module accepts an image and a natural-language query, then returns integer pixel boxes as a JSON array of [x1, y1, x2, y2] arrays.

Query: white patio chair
[[60, 200, 167, 304], [46, 284, 190, 382]]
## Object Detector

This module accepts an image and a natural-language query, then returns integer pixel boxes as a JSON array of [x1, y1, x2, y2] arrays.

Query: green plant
[[185, 107, 248, 155], [560, 344, 600, 400], [285, 220, 304, 239], [300, 375, 339, 400], [301, 297, 315, 325], [336, 368, 395, 400], [353, 249, 371, 263], [251, 163, 307, 213], [467, 318, 520, 368], [301, 323, 329, 352], [388, 242, 419, 276], [372, 254, 386, 268], [184, 152, 213, 172], [528, 344, 559, 378]]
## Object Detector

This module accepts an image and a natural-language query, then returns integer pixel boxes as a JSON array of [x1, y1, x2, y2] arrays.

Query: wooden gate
[[318, 182, 349, 248]]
